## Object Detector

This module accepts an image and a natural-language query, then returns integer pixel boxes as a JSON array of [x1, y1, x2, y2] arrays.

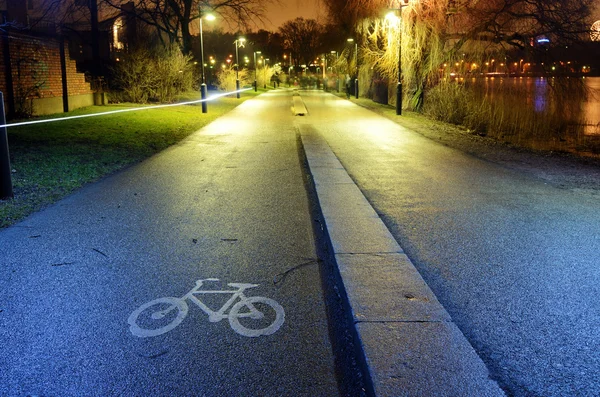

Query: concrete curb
[[300, 130, 505, 396], [293, 91, 308, 115]]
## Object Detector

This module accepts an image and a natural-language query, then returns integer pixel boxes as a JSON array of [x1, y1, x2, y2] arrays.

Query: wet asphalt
[[300, 90, 600, 396], [5, 88, 597, 397], [0, 91, 340, 396]]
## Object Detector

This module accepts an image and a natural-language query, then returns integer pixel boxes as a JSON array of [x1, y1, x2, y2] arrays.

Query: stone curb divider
[[299, 128, 505, 397], [293, 90, 308, 116]]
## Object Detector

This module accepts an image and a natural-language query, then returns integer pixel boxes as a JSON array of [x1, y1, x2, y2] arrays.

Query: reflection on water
[[472, 76, 600, 155], [533, 78, 548, 114], [583, 78, 600, 135]]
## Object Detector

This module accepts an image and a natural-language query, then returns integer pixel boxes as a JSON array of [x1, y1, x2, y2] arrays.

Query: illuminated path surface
[[299, 91, 600, 397], [0, 91, 340, 396], [3, 88, 600, 396]]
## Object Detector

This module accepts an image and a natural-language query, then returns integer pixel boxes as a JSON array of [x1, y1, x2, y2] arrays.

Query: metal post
[[235, 40, 241, 99], [389, 1, 409, 115], [59, 35, 69, 112], [254, 51, 261, 92], [0, 92, 14, 200], [354, 42, 359, 99], [396, 14, 403, 115], [264, 58, 268, 89], [199, 15, 207, 113]]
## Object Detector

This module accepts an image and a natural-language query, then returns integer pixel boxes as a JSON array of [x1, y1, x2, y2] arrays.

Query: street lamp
[[234, 37, 246, 98], [330, 51, 339, 91], [264, 58, 269, 88], [199, 11, 215, 113], [388, 0, 410, 115], [347, 38, 358, 98], [253, 51, 261, 91]]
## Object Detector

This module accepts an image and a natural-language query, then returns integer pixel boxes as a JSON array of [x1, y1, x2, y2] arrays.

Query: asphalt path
[[0, 91, 339, 396], [300, 91, 600, 396]]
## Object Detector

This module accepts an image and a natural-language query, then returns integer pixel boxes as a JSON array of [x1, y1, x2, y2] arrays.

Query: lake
[[469, 76, 600, 156]]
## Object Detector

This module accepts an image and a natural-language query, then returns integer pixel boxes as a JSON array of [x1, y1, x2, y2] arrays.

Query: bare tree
[[101, 0, 274, 55], [278, 17, 324, 67]]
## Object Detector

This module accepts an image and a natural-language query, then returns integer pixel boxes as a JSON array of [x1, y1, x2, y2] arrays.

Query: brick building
[[0, 0, 125, 118], [0, 30, 96, 117]]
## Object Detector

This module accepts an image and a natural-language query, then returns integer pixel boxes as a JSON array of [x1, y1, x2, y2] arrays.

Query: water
[[583, 77, 600, 136], [469, 76, 600, 155]]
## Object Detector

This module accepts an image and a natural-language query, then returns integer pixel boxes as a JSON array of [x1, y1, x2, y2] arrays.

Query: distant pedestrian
[[345, 74, 351, 99]]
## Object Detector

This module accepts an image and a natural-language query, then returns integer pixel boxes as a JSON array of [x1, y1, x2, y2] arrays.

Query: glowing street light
[[347, 38, 358, 98], [388, 0, 410, 115], [254, 51, 261, 91], [199, 11, 215, 113], [234, 37, 246, 98], [264, 58, 269, 88]]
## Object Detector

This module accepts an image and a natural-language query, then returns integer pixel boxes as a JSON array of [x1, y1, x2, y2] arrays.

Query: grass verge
[[0, 89, 264, 228]]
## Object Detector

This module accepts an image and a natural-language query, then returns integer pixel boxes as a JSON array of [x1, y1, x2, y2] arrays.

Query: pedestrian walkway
[[299, 126, 504, 396]]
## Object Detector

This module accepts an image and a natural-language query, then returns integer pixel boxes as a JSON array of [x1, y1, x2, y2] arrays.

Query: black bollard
[[201, 83, 208, 113], [0, 92, 13, 199]]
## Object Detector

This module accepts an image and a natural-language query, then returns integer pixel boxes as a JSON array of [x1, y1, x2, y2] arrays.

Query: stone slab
[[356, 322, 505, 397], [324, 215, 403, 254], [335, 253, 451, 322], [293, 95, 308, 115]]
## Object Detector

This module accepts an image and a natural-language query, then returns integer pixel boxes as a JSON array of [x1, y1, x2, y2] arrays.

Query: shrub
[[152, 46, 194, 102], [112, 48, 155, 103], [215, 67, 250, 93], [256, 66, 275, 88], [423, 81, 472, 125], [111, 46, 194, 103]]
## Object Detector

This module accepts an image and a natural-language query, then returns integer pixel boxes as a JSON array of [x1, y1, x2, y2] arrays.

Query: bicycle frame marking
[[128, 278, 285, 338]]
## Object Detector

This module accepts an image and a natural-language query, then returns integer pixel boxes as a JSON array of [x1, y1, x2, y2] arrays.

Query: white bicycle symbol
[[128, 278, 285, 338]]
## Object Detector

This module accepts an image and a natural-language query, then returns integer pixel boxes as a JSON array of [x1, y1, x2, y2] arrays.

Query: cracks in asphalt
[[273, 258, 321, 286], [51, 262, 75, 267], [92, 248, 108, 258]]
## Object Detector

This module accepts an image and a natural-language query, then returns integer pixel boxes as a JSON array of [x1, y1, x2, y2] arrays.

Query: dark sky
[[260, 0, 322, 31], [257, 1, 600, 32]]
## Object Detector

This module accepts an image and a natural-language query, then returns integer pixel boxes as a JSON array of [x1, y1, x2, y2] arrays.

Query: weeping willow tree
[[326, 0, 595, 113], [343, 0, 455, 110]]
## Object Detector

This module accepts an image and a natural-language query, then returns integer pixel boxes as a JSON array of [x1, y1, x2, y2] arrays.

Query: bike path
[[0, 91, 339, 396]]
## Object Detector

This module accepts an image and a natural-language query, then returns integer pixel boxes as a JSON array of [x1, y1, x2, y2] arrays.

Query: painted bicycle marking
[[128, 278, 285, 338]]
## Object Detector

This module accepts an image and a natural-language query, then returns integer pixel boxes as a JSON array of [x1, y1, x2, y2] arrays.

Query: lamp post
[[388, 0, 410, 115], [264, 58, 269, 88], [234, 37, 245, 98], [347, 38, 358, 98], [253, 51, 261, 91], [0, 92, 13, 200], [330, 50, 339, 91], [199, 11, 215, 113]]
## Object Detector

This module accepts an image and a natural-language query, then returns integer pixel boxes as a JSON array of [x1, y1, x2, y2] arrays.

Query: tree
[[101, 0, 274, 55], [323, 0, 595, 109], [278, 17, 324, 67]]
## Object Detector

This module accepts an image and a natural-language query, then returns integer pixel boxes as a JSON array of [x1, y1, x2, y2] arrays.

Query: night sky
[[261, 0, 322, 31], [258, 1, 600, 32]]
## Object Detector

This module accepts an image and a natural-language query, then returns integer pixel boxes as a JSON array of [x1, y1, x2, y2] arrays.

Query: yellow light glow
[[385, 11, 399, 22]]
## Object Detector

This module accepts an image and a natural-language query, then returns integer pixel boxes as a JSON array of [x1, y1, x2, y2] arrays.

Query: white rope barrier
[[0, 88, 253, 129]]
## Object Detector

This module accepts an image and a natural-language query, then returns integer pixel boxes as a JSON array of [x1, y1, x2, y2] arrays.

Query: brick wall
[[0, 32, 93, 115]]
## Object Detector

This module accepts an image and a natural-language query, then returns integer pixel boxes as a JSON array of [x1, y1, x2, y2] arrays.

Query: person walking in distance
[[345, 74, 351, 99]]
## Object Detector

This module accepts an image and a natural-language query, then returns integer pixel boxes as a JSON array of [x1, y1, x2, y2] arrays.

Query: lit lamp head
[[389, 0, 410, 7]]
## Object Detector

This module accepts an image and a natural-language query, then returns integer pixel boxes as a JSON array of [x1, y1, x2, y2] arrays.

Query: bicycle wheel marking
[[128, 278, 285, 338]]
